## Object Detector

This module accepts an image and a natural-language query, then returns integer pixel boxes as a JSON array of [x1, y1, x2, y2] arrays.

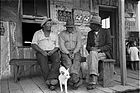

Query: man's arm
[[47, 34, 59, 56], [58, 33, 69, 54], [73, 32, 82, 54], [31, 44, 47, 56], [99, 30, 112, 52], [86, 32, 92, 53]]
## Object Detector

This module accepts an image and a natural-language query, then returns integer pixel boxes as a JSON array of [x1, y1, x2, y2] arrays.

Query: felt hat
[[89, 15, 102, 25]]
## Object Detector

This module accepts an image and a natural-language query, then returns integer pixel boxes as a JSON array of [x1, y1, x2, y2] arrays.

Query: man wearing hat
[[59, 19, 82, 89], [86, 15, 112, 90], [31, 17, 60, 90]]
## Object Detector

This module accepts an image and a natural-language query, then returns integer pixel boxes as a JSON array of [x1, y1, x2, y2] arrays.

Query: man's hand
[[42, 51, 48, 56], [47, 50, 54, 56], [91, 47, 98, 51], [68, 51, 74, 59], [91, 47, 101, 52]]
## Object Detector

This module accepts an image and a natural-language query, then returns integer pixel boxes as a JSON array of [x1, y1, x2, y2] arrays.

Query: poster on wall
[[57, 10, 72, 22], [73, 9, 91, 25], [0, 21, 6, 36]]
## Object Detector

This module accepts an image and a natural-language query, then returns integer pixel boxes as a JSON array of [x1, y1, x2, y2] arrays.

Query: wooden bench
[[9, 59, 39, 82], [9, 58, 115, 87], [99, 59, 115, 87], [80, 58, 115, 87], [9, 57, 86, 82]]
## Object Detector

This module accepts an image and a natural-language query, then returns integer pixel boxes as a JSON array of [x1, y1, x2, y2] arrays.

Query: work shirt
[[94, 31, 99, 47], [31, 29, 59, 51], [59, 29, 82, 54]]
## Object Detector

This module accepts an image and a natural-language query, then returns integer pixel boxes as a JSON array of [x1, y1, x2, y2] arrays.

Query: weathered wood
[[71, 85, 90, 93], [101, 0, 110, 5], [1, 78, 9, 93], [118, 0, 127, 85], [110, 85, 137, 92], [8, 78, 24, 93], [88, 88, 106, 93], [73, 0, 80, 9], [19, 78, 44, 93], [99, 59, 115, 87], [31, 77, 57, 93], [9, 59, 39, 82]]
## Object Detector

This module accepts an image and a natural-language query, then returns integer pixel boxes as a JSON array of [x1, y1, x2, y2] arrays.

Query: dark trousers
[[61, 52, 81, 76], [36, 51, 60, 81]]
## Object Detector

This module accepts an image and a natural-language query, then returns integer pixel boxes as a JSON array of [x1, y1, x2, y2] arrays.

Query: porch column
[[118, 0, 127, 85]]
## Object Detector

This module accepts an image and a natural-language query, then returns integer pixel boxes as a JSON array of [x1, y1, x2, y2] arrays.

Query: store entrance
[[99, 6, 118, 63]]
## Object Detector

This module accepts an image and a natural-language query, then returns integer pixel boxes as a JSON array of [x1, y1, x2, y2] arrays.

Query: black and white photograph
[[0, 0, 140, 93]]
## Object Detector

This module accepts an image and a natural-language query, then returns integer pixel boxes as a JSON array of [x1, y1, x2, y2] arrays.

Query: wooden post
[[118, 0, 127, 85], [46, 0, 50, 18], [90, 0, 93, 12]]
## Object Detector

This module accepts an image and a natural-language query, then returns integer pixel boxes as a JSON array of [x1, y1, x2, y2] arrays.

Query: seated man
[[31, 17, 60, 90], [59, 19, 82, 89], [86, 15, 112, 90]]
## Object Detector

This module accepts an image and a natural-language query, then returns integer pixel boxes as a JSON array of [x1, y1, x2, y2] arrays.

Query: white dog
[[58, 66, 70, 93]]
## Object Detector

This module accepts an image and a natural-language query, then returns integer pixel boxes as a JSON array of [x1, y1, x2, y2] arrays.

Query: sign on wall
[[74, 9, 91, 25], [57, 10, 72, 22], [125, 18, 137, 31]]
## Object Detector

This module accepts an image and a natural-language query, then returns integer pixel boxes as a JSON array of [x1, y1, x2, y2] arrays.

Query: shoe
[[71, 73, 79, 83], [87, 84, 97, 90], [73, 79, 83, 90], [50, 79, 58, 85], [48, 85, 56, 91], [46, 79, 58, 85], [89, 74, 97, 84]]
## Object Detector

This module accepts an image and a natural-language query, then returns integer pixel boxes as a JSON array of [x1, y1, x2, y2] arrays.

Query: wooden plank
[[1, 78, 9, 93], [73, 0, 80, 9], [18, 48, 24, 77], [71, 84, 90, 93], [115, 67, 140, 80], [101, 61, 115, 87], [31, 76, 57, 93], [97, 86, 116, 93], [24, 48, 31, 76], [114, 74, 139, 88], [101, 0, 110, 5], [88, 88, 106, 93], [19, 77, 44, 93], [56, 86, 74, 93], [8, 78, 24, 93], [110, 85, 138, 92]]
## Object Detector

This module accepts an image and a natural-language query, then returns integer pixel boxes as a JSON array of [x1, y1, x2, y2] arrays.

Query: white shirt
[[31, 30, 59, 51], [128, 47, 140, 61]]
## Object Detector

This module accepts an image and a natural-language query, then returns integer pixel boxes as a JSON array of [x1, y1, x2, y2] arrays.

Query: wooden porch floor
[[1, 66, 140, 93]]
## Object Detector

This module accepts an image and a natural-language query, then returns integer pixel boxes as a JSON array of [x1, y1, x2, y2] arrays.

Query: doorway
[[99, 6, 119, 64]]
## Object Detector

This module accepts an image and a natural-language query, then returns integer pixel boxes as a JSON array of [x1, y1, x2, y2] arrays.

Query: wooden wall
[[0, 21, 10, 77]]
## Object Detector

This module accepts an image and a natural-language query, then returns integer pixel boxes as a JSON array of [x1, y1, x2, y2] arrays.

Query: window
[[22, 0, 49, 46], [22, 0, 47, 16], [102, 17, 110, 29], [22, 22, 42, 46]]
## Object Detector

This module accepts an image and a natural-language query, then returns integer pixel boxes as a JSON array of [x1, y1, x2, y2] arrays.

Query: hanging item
[[57, 10, 72, 22], [73, 9, 91, 25], [0, 21, 5, 36]]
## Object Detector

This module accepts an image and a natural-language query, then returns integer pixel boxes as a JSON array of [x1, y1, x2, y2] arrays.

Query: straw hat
[[41, 17, 57, 27], [64, 19, 75, 27], [89, 15, 102, 25]]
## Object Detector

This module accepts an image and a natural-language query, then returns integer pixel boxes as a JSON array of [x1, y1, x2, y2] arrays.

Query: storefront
[[1, 0, 139, 85]]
